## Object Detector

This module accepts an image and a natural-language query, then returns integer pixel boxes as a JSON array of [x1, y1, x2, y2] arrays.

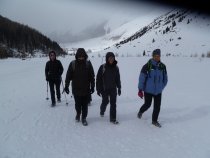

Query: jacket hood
[[75, 48, 88, 60], [105, 52, 117, 65]]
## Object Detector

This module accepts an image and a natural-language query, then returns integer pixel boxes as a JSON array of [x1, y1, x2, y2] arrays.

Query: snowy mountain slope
[[101, 9, 210, 57], [64, 9, 210, 57], [62, 9, 171, 53], [0, 56, 210, 158]]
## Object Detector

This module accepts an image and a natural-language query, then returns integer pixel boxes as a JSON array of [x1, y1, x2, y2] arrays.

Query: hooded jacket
[[65, 48, 95, 96], [45, 51, 63, 81], [96, 52, 121, 93], [138, 59, 168, 95]]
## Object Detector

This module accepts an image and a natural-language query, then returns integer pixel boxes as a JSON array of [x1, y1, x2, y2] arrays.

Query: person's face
[[78, 55, 85, 61], [50, 53, 55, 61], [108, 56, 114, 64], [153, 55, 160, 62]]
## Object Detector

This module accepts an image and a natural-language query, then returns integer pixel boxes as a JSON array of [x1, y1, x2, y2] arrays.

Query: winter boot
[[51, 102, 56, 107], [152, 121, 162, 128], [100, 111, 104, 117], [82, 119, 88, 126], [137, 112, 142, 119], [110, 120, 119, 125], [75, 114, 80, 122]]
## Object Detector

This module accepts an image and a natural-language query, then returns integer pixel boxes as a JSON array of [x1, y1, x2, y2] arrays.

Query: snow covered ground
[[0, 56, 210, 158]]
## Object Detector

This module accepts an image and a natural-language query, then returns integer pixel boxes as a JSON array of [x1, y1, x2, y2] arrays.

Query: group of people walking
[[45, 48, 168, 127]]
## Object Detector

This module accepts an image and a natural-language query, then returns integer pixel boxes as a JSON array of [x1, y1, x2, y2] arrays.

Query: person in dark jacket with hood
[[137, 49, 168, 128], [64, 48, 95, 126], [45, 51, 64, 107], [96, 52, 121, 124]]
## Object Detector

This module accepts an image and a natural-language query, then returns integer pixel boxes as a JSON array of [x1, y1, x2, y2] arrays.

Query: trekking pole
[[46, 81, 49, 100], [61, 79, 68, 105]]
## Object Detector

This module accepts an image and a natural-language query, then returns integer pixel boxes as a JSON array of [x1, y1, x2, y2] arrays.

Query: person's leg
[[152, 93, 162, 122], [81, 95, 88, 121], [55, 79, 61, 101], [138, 92, 153, 115], [100, 91, 109, 116], [110, 89, 117, 122], [49, 81, 56, 105], [74, 95, 82, 121]]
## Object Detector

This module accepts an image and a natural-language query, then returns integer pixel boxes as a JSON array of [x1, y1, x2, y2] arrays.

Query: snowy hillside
[[0, 56, 210, 158], [62, 9, 171, 53], [101, 9, 210, 57], [64, 9, 210, 57]]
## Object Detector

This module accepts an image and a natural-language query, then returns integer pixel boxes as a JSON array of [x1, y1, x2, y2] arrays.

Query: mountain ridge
[[0, 15, 67, 59]]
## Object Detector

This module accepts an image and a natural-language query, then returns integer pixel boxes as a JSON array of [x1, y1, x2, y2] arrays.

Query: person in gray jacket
[[96, 52, 121, 124]]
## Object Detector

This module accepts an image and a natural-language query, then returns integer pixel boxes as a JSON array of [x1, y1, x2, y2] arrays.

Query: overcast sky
[[0, 0, 170, 43]]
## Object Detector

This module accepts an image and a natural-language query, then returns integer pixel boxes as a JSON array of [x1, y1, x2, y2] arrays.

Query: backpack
[[146, 59, 166, 80]]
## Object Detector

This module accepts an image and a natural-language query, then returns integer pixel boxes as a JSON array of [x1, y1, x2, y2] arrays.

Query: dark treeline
[[0, 15, 67, 58]]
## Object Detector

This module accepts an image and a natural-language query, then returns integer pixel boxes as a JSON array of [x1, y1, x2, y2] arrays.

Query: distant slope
[[101, 9, 210, 57], [66, 9, 210, 57], [0, 15, 66, 58]]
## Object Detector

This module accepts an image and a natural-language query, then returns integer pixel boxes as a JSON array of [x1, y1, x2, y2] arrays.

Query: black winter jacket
[[96, 62, 121, 93], [45, 60, 63, 81], [65, 60, 95, 96]]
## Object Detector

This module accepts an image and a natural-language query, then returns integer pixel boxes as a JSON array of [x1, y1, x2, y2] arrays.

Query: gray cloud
[[49, 20, 107, 43], [0, 0, 168, 43]]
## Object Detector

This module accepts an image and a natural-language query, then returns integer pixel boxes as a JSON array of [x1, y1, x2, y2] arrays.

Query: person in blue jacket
[[137, 49, 168, 127]]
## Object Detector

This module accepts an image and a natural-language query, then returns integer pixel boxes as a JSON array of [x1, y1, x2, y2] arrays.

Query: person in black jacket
[[96, 52, 121, 124], [64, 48, 95, 126], [45, 51, 64, 107]]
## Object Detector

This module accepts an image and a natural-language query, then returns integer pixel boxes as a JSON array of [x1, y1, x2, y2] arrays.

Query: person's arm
[[65, 62, 73, 88], [116, 66, 121, 90], [89, 61, 95, 90], [58, 60, 64, 76], [45, 62, 49, 80], [96, 65, 103, 93], [163, 65, 168, 88], [138, 64, 147, 91]]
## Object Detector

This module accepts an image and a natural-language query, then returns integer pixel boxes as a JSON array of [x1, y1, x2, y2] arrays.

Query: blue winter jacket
[[138, 59, 168, 95]]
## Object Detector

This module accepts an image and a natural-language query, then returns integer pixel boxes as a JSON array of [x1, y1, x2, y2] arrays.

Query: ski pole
[[61, 79, 68, 105], [46, 81, 49, 100]]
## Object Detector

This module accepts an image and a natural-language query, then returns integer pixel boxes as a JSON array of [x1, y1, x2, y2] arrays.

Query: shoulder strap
[[147, 59, 152, 72]]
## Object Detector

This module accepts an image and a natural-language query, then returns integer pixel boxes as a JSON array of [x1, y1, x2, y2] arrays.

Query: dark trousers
[[74, 95, 88, 120], [139, 92, 162, 122], [49, 79, 61, 103], [100, 89, 117, 121]]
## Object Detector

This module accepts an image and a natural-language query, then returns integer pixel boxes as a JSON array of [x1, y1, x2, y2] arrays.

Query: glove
[[97, 91, 101, 97], [118, 88, 121, 96], [91, 87, 95, 94], [138, 90, 144, 99], [64, 87, 69, 94]]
